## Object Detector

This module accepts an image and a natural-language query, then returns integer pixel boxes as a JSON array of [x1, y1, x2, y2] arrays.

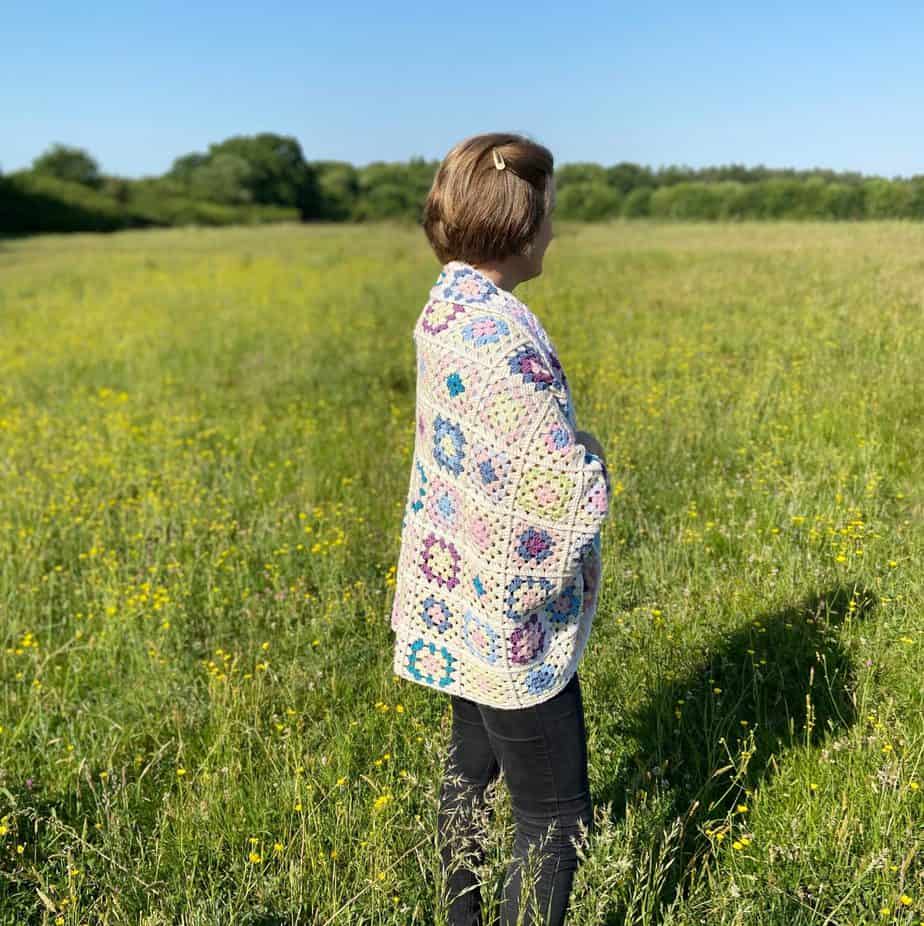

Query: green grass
[[0, 220, 921, 924]]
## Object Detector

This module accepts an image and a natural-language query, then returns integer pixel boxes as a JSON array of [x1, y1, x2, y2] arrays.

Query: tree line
[[3, 132, 924, 235]]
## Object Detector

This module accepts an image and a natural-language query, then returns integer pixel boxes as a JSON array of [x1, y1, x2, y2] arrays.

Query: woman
[[390, 132, 611, 925]]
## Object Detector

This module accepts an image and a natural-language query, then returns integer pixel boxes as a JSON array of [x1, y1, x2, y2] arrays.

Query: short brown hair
[[422, 132, 555, 265]]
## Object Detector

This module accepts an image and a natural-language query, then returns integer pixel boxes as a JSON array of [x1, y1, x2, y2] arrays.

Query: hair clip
[[492, 148, 506, 171]]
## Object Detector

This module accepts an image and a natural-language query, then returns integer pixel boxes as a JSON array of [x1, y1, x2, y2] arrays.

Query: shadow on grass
[[243, 914, 311, 925], [593, 583, 875, 923]]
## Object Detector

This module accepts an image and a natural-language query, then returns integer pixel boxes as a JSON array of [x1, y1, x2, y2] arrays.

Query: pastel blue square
[[446, 372, 465, 397]]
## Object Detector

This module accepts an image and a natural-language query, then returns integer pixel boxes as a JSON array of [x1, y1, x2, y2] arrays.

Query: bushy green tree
[[555, 163, 608, 189], [207, 134, 308, 207], [908, 179, 924, 219], [821, 183, 866, 219], [756, 179, 804, 218], [168, 153, 210, 184], [606, 162, 655, 194], [354, 182, 411, 220], [353, 158, 437, 221], [654, 165, 699, 187], [311, 161, 360, 220], [720, 182, 764, 219], [651, 183, 724, 219], [31, 144, 102, 189], [864, 179, 913, 218], [555, 182, 622, 220], [622, 187, 653, 217], [188, 153, 254, 205], [789, 177, 830, 218], [170, 133, 322, 218], [0, 171, 141, 233]]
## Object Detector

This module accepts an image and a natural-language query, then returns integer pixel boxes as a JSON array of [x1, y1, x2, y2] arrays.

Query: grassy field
[[0, 220, 921, 924]]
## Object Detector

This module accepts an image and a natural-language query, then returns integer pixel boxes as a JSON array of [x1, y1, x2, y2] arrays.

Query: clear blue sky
[[4, 1, 924, 179]]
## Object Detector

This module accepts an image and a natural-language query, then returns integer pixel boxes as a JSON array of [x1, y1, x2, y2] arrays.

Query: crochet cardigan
[[390, 260, 611, 709]]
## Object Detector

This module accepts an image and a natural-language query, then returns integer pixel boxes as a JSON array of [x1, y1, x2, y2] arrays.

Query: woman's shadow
[[591, 583, 875, 922]]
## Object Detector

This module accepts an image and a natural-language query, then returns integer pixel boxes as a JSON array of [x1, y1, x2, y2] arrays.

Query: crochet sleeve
[[469, 330, 611, 620]]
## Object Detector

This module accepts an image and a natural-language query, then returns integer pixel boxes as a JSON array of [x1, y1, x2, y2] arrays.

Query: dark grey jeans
[[437, 671, 592, 925]]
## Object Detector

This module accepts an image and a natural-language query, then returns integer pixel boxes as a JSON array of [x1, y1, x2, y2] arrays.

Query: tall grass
[[0, 220, 921, 924]]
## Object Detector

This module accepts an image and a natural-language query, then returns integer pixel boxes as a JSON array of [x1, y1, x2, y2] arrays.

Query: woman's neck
[[471, 256, 530, 294]]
